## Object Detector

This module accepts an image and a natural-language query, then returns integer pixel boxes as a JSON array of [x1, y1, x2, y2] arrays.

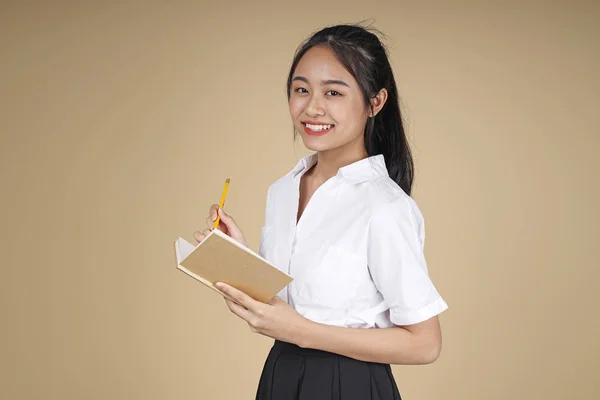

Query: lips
[[302, 122, 335, 136]]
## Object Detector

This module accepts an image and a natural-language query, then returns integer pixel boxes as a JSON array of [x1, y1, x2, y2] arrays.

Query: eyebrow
[[292, 76, 350, 88]]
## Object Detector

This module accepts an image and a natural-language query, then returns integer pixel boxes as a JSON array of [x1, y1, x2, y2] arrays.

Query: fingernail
[[215, 282, 223, 289]]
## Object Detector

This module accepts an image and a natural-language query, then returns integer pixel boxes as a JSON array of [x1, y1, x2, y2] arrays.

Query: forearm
[[297, 319, 441, 365]]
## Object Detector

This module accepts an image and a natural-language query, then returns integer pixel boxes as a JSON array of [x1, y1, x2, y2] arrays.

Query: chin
[[300, 135, 335, 152]]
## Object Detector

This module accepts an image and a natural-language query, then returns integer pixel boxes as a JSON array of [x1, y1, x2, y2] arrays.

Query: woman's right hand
[[193, 204, 247, 248]]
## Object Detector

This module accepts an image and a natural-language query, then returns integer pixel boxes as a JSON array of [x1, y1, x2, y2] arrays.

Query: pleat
[[369, 363, 402, 400], [270, 353, 304, 399], [255, 345, 278, 400], [256, 346, 303, 400], [338, 356, 372, 399], [256, 341, 402, 400], [298, 355, 335, 400], [332, 353, 341, 399]]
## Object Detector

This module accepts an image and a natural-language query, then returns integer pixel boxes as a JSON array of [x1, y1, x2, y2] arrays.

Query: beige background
[[1, 1, 599, 399]]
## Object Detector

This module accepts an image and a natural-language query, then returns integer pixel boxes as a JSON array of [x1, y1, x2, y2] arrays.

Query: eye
[[294, 87, 308, 94], [326, 90, 341, 96]]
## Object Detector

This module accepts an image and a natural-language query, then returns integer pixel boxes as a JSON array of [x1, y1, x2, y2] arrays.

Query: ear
[[368, 88, 388, 118]]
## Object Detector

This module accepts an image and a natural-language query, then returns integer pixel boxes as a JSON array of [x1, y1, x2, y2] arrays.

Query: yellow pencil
[[213, 178, 230, 229]]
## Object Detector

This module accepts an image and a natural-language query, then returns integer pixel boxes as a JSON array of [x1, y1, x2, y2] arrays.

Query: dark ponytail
[[286, 24, 414, 195]]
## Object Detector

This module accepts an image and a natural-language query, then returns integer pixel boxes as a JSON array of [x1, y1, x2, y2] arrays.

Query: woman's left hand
[[215, 282, 311, 346]]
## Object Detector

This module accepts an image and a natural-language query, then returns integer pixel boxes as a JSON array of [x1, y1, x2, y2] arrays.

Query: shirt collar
[[291, 153, 318, 177], [291, 153, 389, 184]]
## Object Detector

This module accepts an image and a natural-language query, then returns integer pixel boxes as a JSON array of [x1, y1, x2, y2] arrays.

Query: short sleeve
[[367, 196, 448, 326]]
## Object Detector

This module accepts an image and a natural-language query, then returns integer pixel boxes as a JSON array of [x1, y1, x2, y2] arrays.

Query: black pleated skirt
[[255, 340, 402, 400]]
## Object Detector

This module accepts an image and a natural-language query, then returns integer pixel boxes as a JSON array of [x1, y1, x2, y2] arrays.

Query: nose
[[305, 94, 325, 117]]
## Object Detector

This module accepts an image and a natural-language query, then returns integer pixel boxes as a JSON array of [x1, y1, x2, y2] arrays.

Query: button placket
[[289, 178, 342, 306]]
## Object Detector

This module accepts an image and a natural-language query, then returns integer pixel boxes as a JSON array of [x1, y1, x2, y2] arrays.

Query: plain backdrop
[[1, 1, 598, 399]]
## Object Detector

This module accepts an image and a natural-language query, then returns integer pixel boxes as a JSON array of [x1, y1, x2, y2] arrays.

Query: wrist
[[296, 318, 321, 349]]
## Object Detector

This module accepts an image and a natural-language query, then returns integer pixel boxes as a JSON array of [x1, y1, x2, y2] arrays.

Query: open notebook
[[174, 228, 293, 303]]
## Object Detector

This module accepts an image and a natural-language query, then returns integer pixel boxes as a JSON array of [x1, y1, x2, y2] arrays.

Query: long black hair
[[286, 24, 414, 195]]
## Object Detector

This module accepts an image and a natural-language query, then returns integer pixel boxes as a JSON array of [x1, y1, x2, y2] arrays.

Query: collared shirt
[[259, 153, 448, 328]]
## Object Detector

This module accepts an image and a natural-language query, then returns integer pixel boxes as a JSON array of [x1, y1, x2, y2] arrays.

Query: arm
[[298, 315, 442, 365], [215, 281, 443, 366], [213, 195, 446, 365]]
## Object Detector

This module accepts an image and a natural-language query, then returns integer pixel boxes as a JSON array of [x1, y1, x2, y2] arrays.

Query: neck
[[312, 141, 368, 182]]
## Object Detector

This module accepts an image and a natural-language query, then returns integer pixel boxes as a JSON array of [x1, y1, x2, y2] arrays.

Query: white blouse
[[259, 153, 448, 328]]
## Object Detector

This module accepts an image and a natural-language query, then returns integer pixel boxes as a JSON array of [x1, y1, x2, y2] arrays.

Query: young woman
[[194, 24, 448, 400]]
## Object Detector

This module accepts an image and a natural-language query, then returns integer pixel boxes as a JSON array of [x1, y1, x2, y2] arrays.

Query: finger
[[216, 282, 258, 312], [217, 208, 243, 238], [207, 215, 228, 234], [268, 295, 285, 306], [206, 215, 215, 229], [209, 204, 219, 222], [224, 298, 253, 321], [193, 228, 214, 243], [193, 231, 206, 243], [217, 220, 228, 233]]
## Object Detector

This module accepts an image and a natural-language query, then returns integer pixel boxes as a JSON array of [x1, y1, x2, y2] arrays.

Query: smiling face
[[288, 45, 370, 155]]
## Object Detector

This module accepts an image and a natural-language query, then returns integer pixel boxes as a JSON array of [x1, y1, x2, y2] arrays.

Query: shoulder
[[363, 177, 422, 217], [363, 177, 425, 237]]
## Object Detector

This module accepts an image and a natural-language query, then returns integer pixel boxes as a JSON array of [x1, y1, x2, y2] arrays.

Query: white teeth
[[306, 123, 332, 132]]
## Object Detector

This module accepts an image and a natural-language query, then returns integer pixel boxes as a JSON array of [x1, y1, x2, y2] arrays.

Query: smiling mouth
[[303, 123, 334, 136]]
